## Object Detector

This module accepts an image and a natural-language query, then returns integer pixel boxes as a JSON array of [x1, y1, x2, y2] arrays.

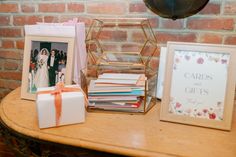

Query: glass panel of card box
[[81, 18, 158, 113]]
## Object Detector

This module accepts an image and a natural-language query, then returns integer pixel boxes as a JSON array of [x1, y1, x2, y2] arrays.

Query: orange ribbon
[[37, 82, 88, 126]]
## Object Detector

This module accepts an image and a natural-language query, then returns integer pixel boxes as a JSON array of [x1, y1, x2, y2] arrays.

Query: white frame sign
[[160, 42, 236, 130]]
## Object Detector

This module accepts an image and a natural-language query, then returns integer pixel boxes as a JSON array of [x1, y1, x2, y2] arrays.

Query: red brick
[[59, 16, 79, 23], [0, 51, 22, 60], [0, 59, 3, 70], [148, 58, 159, 70], [13, 16, 42, 26], [161, 19, 184, 29], [141, 44, 159, 57], [132, 31, 149, 42], [132, 32, 145, 42], [39, 3, 65, 12], [67, 3, 84, 12], [4, 61, 18, 70], [44, 16, 59, 23], [129, 3, 147, 12], [16, 40, 24, 49], [86, 41, 100, 53], [199, 34, 222, 44], [0, 16, 10, 26], [149, 18, 159, 28], [199, 3, 220, 14], [155, 47, 161, 57], [0, 4, 18, 13], [1, 40, 14, 49], [0, 72, 22, 80], [99, 30, 127, 41], [21, 4, 35, 13], [0, 28, 22, 37], [102, 18, 143, 27], [121, 44, 159, 57], [156, 32, 197, 44], [121, 44, 141, 52], [103, 44, 119, 52], [0, 90, 11, 100], [77, 17, 92, 26], [87, 2, 126, 14], [0, 80, 21, 90], [224, 2, 236, 14], [187, 18, 234, 30], [18, 63, 23, 71], [225, 36, 236, 45]]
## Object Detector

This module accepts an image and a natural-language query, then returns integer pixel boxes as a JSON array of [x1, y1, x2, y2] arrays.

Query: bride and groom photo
[[28, 41, 68, 93]]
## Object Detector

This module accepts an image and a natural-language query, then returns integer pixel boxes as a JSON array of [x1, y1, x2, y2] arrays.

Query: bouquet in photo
[[37, 59, 45, 69]]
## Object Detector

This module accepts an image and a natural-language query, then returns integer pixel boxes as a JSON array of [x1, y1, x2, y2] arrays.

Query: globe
[[144, 0, 209, 20]]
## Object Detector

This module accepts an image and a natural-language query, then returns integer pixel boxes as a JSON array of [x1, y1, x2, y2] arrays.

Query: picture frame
[[21, 35, 75, 100], [160, 42, 236, 130]]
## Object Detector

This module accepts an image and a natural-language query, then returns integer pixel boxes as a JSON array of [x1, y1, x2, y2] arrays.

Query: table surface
[[1, 88, 236, 157]]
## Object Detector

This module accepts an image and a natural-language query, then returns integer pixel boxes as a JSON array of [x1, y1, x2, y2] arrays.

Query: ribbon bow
[[37, 82, 88, 126]]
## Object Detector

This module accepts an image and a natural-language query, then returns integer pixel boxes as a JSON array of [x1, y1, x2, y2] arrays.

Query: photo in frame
[[21, 35, 75, 100], [160, 42, 236, 130]]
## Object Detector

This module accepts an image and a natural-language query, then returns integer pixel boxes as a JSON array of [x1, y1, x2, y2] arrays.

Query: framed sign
[[160, 42, 236, 130], [21, 35, 75, 100]]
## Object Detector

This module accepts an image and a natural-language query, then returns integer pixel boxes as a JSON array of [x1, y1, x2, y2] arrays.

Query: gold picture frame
[[21, 35, 75, 100], [160, 42, 236, 130]]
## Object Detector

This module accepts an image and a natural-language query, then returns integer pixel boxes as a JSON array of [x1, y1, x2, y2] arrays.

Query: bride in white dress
[[34, 48, 49, 88]]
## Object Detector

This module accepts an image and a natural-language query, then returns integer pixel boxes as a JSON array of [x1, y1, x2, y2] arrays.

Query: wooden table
[[1, 88, 236, 157]]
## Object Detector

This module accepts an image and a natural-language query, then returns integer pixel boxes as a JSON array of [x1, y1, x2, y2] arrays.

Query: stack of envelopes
[[88, 73, 147, 111]]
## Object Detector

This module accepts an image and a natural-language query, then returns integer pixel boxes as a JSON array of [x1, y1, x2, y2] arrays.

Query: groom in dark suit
[[47, 49, 59, 86]]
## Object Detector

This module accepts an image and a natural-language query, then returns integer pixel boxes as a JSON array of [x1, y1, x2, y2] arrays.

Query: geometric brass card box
[[82, 18, 159, 114]]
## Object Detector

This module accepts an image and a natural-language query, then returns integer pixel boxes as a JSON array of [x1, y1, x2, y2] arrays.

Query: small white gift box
[[36, 84, 85, 129]]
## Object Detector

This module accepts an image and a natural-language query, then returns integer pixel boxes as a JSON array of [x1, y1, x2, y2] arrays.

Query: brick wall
[[0, 0, 236, 100], [0, 0, 235, 154]]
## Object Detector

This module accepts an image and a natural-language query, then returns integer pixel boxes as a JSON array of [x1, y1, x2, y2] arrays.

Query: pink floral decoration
[[185, 55, 190, 61], [203, 109, 208, 113], [185, 109, 192, 114], [175, 102, 181, 108], [221, 59, 227, 64], [175, 58, 180, 63], [197, 112, 202, 116], [197, 57, 204, 64], [209, 113, 216, 119]]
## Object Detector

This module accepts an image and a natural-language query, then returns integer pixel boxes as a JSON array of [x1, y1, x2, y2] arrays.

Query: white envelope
[[156, 47, 167, 99], [24, 25, 76, 37]]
